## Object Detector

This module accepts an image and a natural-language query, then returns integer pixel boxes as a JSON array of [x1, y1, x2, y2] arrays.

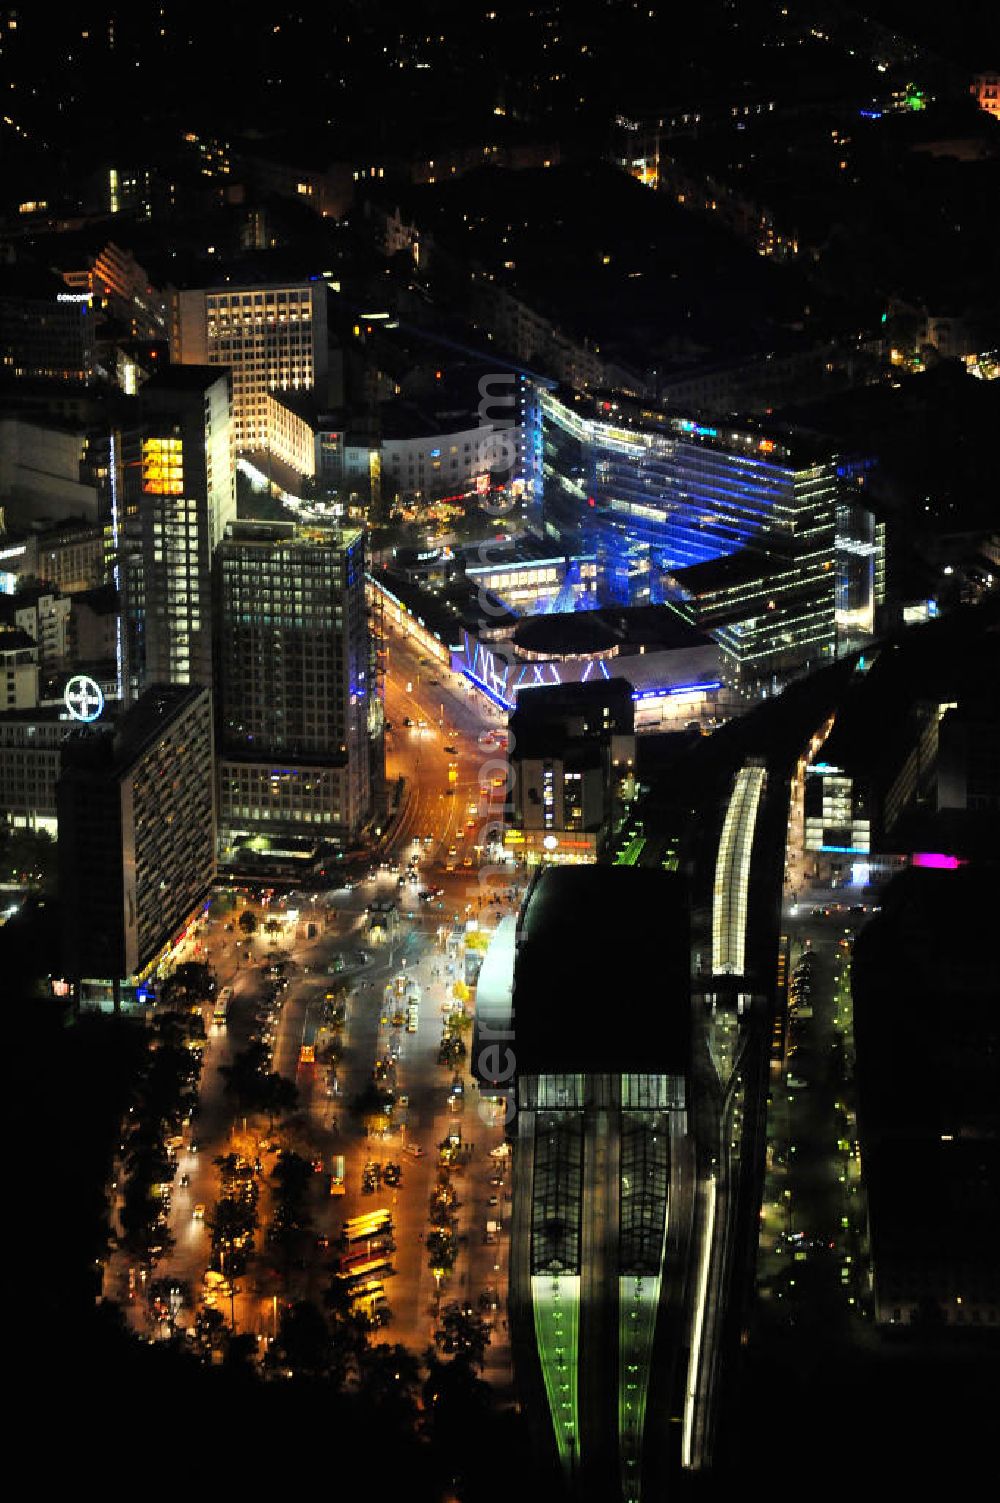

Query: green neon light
[[532, 1274, 580, 1475], [615, 835, 646, 867], [619, 1273, 662, 1502]]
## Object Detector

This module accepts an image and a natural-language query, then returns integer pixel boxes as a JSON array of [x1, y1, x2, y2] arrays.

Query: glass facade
[[125, 370, 237, 699], [538, 390, 877, 681], [712, 761, 767, 976], [519, 1071, 686, 1491], [834, 500, 880, 652], [216, 524, 371, 841], [804, 766, 871, 853], [540, 390, 803, 592]]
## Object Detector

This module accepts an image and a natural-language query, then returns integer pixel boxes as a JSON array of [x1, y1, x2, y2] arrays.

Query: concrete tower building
[[214, 520, 372, 860], [123, 365, 236, 697], [57, 684, 216, 1008], [168, 278, 328, 453]]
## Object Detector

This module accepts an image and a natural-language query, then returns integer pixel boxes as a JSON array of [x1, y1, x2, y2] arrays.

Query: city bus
[[341, 1208, 392, 1235], [340, 1210, 393, 1248], [329, 1154, 346, 1197], [213, 986, 233, 1026], [298, 1014, 318, 1066], [349, 1280, 390, 1324], [335, 1250, 394, 1283], [348, 1277, 387, 1308]]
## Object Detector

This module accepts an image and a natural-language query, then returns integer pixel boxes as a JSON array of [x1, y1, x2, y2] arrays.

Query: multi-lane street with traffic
[[106, 625, 520, 1385]]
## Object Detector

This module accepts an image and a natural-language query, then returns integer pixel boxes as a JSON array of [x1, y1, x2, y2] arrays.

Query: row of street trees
[[210, 1152, 259, 1278], [268, 1150, 316, 1272], [221, 1043, 298, 1124], [118, 989, 213, 1264]]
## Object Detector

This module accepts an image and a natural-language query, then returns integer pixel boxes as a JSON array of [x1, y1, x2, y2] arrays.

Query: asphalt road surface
[[108, 621, 516, 1387]]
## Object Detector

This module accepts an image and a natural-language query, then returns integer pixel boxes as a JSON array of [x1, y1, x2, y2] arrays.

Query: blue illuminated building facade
[[537, 389, 881, 681], [539, 389, 807, 592], [456, 605, 722, 712]]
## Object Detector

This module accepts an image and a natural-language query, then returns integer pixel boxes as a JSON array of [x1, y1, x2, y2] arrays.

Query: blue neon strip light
[[110, 433, 124, 702], [461, 668, 514, 712], [633, 680, 722, 700]]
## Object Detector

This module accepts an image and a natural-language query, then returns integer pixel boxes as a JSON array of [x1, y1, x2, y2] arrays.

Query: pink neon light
[[912, 852, 964, 870]]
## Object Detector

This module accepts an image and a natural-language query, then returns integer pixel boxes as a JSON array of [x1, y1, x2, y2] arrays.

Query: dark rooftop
[[815, 604, 1000, 776], [669, 545, 797, 595], [0, 264, 75, 301], [141, 364, 228, 396], [0, 584, 50, 621], [513, 612, 619, 658], [511, 676, 634, 724], [512, 604, 712, 659], [510, 678, 635, 756], [377, 569, 517, 642], [0, 627, 38, 654], [379, 399, 478, 442], [853, 862, 1000, 1293], [0, 706, 75, 727], [73, 583, 120, 616], [116, 685, 206, 758], [512, 865, 689, 1076], [60, 684, 209, 777]]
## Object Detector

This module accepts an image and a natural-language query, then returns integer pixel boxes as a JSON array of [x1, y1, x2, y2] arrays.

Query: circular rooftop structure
[[512, 612, 620, 661]]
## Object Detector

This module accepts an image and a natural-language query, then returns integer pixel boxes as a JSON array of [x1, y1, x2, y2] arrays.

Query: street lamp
[[225, 1270, 241, 1332]]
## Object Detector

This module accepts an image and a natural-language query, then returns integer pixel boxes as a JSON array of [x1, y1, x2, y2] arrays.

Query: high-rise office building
[[168, 278, 328, 453], [0, 267, 96, 384], [215, 521, 372, 857], [505, 678, 637, 865], [936, 700, 1000, 815], [538, 388, 881, 683], [57, 684, 216, 1008], [121, 365, 236, 698], [0, 709, 85, 834], [0, 627, 40, 709]]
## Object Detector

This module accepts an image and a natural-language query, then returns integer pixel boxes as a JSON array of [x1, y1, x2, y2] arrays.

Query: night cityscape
[[4, 2, 998, 1497]]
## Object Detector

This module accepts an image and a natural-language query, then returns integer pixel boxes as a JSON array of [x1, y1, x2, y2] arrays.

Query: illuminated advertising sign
[[64, 674, 104, 722], [142, 436, 184, 494]]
